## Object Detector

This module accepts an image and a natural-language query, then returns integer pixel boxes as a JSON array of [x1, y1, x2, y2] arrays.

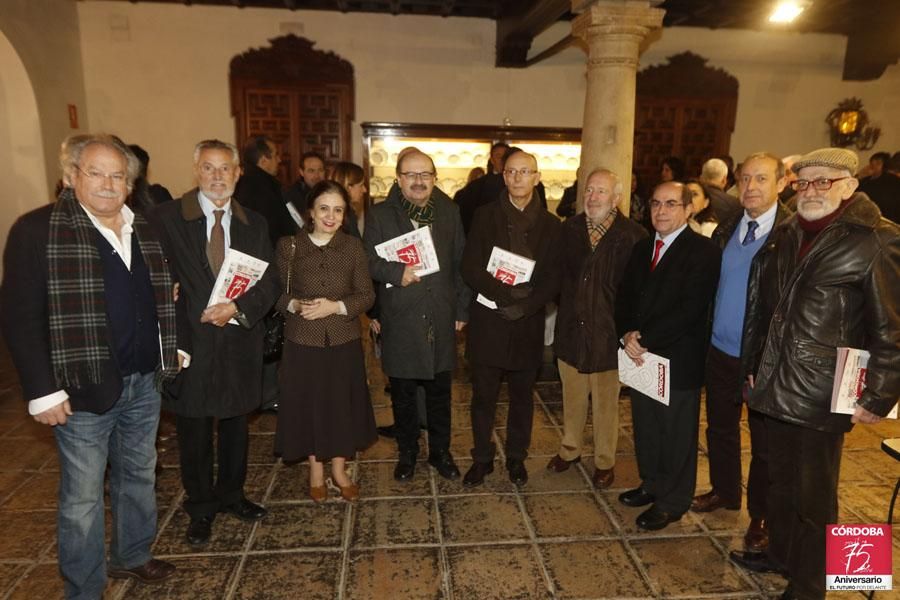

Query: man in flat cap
[[732, 147, 900, 600]]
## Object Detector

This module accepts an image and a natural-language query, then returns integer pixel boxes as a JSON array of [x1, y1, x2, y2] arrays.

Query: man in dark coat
[[234, 135, 296, 246], [615, 181, 721, 531], [858, 151, 900, 223], [0, 134, 180, 596], [152, 139, 280, 547], [691, 152, 792, 554], [283, 150, 326, 216], [735, 148, 900, 600], [461, 150, 563, 487], [700, 158, 741, 222], [363, 150, 470, 481], [548, 168, 647, 489]]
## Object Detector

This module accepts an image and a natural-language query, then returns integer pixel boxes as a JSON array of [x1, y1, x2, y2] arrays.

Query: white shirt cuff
[[28, 390, 69, 416], [337, 301, 347, 316], [178, 350, 191, 368]]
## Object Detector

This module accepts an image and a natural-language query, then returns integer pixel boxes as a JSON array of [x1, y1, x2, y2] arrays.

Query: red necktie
[[650, 239, 664, 271]]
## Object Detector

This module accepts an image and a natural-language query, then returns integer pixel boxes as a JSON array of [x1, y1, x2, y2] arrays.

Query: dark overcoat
[[152, 190, 281, 418], [461, 195, 563, 371], [363, 186, 470, 380], [554, 212, 648, 373]]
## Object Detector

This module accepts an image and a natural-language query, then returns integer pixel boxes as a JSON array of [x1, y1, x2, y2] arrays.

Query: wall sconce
[[825, 98, 881, 150]]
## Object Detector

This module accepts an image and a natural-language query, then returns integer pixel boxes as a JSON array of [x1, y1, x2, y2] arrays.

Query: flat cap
[[792, 147, 858, 175]]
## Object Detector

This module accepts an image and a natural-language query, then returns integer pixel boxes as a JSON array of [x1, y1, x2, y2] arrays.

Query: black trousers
[[389, 371, 451, 458], [766, 416, 843, 600], [704, 345, 769, 517], [176, 414, 249, 520], [470, 363, 537, 463], [631, 387, 701, 515]]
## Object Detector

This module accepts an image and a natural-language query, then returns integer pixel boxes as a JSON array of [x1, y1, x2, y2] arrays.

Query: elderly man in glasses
[[614, 180, 721, 530], [732, 147, 900, 600], [460, 150, 563, 487], [363, 150, 470, 482]]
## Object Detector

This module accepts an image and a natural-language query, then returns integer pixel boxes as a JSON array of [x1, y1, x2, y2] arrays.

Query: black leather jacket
[[747, 193, 900, 432]]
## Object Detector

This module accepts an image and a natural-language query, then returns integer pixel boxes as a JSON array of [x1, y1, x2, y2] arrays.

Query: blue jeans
[[54, 372, 161, 600]]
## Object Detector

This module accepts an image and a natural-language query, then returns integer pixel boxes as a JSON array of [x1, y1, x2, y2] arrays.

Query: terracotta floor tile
[[447, 545, 549, 600], [0, 511, 55, 559], [267, 462, 309, 502], [524, 492, 615, 538], [516, 458, 591, 493], [435, 460, 516, 496], [0, 471, 34, 504], [440, 495, 528, 543], [123, 556, 238, 599], [0, 472, 58, 510], [356, 461, 433, 498], [155, 467, 185, 509], [600, 454, 642, 492], [0, 437, 54, 471], [541, 540, 652, 598], [0, 562, 28, 596], [495, 425, 561, 457], [840, 450, 890, 484], [154, 508, 253, 555], [691, 505, 750, 534], [352, 498, 437, 547], [345, 548, 442, 600], [449, 428, 475, 457], [0, 410, 29, 437], [246, 412, 277, 434], [631, 536, 755, 595], [837, 482, 898, 523], [846, 448, 900, 483], [251, 503, 346, 550], [234, 552, 340, 600], [246, 434, 277, 465], [6, 563, 65, 600], [358, 436, 400, 461], [156, 435, 182, 468]]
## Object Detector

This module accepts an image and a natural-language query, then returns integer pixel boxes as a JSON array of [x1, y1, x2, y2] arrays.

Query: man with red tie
[[615, 181, 721, 530]]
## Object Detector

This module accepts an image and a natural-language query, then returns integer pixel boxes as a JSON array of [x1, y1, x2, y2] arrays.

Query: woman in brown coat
[[275, 181, 376, 502]]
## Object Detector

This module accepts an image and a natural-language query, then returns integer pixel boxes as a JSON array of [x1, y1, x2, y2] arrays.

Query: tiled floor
[[0, 340, 897, 599]]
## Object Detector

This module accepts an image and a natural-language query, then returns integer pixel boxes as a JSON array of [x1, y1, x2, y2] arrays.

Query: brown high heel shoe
[[338, 482, 359, 502], [309, 484, 328, 504]]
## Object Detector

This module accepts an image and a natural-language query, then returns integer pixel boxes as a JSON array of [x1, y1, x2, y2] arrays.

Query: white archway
[[0, 31, 49, 276]]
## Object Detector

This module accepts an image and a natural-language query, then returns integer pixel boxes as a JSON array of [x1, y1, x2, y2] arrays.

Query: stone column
[[572, 0, 664, 215]]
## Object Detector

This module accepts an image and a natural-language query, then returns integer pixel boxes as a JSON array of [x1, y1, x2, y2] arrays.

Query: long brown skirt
[[275, 339, 377, 462]]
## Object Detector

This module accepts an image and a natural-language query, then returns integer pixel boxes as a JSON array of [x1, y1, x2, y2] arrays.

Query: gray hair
[[59, 133, 140, 189], [742, 152, 786, 180], [701, 158, 728, 183], [193, 139, 240, 166], [586, 167, 623, 197]]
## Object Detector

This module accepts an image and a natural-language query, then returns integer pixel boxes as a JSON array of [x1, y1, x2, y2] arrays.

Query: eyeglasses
[[649, 199, 687, 210], [790, 177, 850, 192], [399, 171, 435, 181], [76, 165, 127, 184], [503, 168, 537, 178]]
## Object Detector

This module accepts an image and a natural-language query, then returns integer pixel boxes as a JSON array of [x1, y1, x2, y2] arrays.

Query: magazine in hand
[[207, 248, 269, 325], [617, 349, 671, 406], [476, 246, 536, 309], [374, 226, 440, 287], [830, 347, 898, 419]]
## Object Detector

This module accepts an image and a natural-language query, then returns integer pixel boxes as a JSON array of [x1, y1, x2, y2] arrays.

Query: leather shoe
[[506, 458, 528, 486], [186, 516, 213, 546], [463, 461, 494, 487], [743, 518, 770, 552], [691, 490, 740, 513], [428, 451, 461, 480], [618, 487, 655, 507], [636, 505, 682, 531], [591, 467, 615, 489], [108, 558, 176, 584], [394, 454, 416, 481], [729, 550, 787, 575], [309, 484, 328, 504], [221, 498, 267, 521], [338, 482, 359, 502], [546, 454, 580, 473]]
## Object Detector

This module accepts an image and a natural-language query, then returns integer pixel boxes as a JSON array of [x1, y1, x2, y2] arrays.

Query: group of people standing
[[0, 131, 896, 600]]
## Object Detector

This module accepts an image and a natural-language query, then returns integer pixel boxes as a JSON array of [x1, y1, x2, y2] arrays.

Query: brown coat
[[554, 212, 648, 373], [275, 231, 374, 347], [462, 196, 563, 370]]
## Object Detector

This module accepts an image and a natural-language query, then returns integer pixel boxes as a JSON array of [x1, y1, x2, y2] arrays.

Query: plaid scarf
[[400, 193, 435, 227], [586, 208, 618, 250], [47, 189, 180, 389]]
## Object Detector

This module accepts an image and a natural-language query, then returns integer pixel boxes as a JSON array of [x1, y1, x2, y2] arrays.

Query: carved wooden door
[[634, 52, 738, 189], [230, 36, 355, 187]]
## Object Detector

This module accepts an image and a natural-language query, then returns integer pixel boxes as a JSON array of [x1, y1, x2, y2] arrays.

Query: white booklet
[[374, 226, 440, 288], [207, 248, 270, 325], [830, 347, 898, 419], [476, 246, 536, 309], [617, 349, 671, 406]]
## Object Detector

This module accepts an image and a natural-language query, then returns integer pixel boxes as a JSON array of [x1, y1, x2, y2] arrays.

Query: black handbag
[[262, 237, 296, 362]]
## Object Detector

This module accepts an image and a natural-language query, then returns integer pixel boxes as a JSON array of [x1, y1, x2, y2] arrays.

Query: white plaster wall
[[75, 2, 898, 191], [0, 0, 88, 199]]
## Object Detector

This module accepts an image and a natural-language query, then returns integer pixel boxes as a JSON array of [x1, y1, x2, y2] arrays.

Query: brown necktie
[[650, 239, 664, 271], [207, 209, 225, 275]]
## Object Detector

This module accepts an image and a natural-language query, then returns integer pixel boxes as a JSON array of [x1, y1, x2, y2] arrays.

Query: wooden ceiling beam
[[495, 0, 570, 67]]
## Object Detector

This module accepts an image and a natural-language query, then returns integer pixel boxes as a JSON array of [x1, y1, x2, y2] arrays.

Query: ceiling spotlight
[[769, 1, 810, 23]]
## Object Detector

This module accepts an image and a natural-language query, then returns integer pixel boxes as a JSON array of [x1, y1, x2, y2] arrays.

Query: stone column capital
[[572, 1, 665, 44]]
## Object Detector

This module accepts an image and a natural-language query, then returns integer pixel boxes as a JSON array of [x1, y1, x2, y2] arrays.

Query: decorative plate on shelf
[[371, 149, 387, 166]]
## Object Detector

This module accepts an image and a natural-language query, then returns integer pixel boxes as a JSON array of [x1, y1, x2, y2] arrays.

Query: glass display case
[[361, 122, 582, 215]]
